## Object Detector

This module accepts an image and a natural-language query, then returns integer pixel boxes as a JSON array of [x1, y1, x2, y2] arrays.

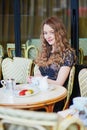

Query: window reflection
[[0, 0, 87, 60], [0, 0, 71, 45]]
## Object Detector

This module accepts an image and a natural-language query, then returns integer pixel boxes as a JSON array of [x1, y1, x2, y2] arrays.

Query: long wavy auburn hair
[[35, 16, 76, 66]]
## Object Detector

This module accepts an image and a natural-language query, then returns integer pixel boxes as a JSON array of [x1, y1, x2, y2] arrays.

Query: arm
[[34, 65, 71, 86], [47, 66, 71, 86]]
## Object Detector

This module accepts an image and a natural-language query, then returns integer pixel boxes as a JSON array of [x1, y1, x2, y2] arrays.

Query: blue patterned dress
[[39, 49, 75, 80]]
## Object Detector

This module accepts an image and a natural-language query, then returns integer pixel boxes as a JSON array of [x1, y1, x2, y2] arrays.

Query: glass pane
[[79, 0, 87, 64], [20, 0, 71, 42], [0, 0, 71, 57], [0, 0, 14, 56]]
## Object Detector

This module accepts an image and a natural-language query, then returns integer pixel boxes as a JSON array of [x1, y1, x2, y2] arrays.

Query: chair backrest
[[79, 48, 84, 64], [0, 106, 58, 130], [0, 57, 2, 80], [0, 44, 4, 57], [2, 57, 33, 84], [25, 45, 39, 60], [78, 68, 87, 96], [58, 116, 84, 130], [63, 66, 75, 110], [72, 64, 87, 98], [33, 64, 39, 76], [7, 43, 26, 57]]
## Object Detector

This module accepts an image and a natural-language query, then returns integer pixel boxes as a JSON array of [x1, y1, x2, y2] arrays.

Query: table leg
[[45, 104, 55, 112]]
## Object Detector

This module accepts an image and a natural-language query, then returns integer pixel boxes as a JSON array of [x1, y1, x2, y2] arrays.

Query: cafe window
[[0, 0, 87, 63], [0, 0, 71, 46]]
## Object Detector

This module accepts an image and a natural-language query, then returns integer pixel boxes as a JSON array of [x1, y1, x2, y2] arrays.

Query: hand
[[27, 76, 33, 84]]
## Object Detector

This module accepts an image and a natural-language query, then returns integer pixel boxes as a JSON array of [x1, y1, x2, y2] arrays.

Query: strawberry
[[19, 89, 28, 96]]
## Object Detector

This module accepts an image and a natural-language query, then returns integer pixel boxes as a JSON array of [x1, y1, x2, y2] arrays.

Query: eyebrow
[[43, 30, 54, 32]]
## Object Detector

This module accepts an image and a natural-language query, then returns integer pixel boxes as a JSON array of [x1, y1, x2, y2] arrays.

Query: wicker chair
[[79, 48, 84, 64], [58, 116, 84, 130], [25, 45, 39, 75], [0, 106, 58, 130], [25, 45, 39, 60], [63, 66, 75, 110], [34, 65, 75, 110], [2, 57, 33, 84], [78, 68, 87, 96]]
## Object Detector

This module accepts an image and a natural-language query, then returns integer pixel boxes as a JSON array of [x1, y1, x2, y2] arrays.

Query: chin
[[48, 42, 54, 45]]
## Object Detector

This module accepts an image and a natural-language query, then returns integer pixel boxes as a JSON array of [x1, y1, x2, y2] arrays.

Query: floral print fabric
[[39, 50, 75, 80]]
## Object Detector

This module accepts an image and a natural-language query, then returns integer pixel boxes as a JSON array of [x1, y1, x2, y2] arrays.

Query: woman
[[34, 16, 76, 86]]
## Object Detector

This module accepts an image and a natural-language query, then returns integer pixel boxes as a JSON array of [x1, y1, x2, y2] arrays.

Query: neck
[[51, 45, 55, 53]]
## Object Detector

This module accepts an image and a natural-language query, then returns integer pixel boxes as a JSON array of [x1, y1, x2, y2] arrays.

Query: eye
[[50, 31, 54, 34], [43, 32, 47, 35]]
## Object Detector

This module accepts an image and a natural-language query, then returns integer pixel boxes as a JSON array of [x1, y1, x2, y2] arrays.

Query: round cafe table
[[0, 84, 67, 112]]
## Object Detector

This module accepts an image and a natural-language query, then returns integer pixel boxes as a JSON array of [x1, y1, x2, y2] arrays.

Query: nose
[[46, 33, 52, 39]]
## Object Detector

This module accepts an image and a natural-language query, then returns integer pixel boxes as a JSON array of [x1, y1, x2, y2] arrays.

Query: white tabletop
[[0, 84, 67, 111]]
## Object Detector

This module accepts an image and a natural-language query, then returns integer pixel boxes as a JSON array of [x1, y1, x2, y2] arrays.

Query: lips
[[47, 39, 53, 43]]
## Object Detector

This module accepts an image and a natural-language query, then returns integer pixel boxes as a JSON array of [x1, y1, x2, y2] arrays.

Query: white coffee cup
[[38, 76, 49, 91], [27, 76, 49, 91]]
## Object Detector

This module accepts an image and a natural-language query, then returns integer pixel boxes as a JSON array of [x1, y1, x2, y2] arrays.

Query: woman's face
[[43, 24, 55, 46]]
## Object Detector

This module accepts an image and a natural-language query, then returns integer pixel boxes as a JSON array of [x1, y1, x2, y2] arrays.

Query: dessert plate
[[14, 84, 39, 97], [14, 89, 39, 98]]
